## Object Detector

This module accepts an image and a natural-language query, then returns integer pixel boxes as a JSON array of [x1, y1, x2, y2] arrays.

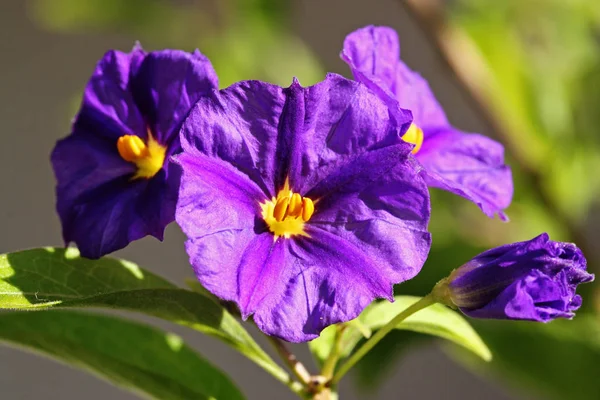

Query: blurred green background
[[3, 0, 600, 399]]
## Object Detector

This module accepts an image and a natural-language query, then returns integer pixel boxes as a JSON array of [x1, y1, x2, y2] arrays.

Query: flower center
[[261, 181, 314, 239], [117, 133, 167, 179], [402, 123, 424, 154]]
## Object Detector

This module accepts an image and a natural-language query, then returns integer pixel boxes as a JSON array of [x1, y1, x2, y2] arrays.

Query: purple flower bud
[[443, 234, 594, 322]]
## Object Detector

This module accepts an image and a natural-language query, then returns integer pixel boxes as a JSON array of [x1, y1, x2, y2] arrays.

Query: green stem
[[331, 295, 437, 384], [321, 325, 346, 379]]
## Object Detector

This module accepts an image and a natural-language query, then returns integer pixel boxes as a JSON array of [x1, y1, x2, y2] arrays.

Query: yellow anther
[[117, 135, 148, 162], [287, 193, 303, 218], [116, 133, 167, 179], [301, 197, 314, 222], [402, 123, 424, 154], [273, 196, 290, 222], [260, 183, 316, 239]]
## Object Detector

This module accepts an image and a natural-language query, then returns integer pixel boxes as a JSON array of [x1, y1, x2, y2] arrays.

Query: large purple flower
[[341, 26, 513, 219], [444, 234, 594, 321], [51, 45, 218, 258], [175, 74, 432, 342]]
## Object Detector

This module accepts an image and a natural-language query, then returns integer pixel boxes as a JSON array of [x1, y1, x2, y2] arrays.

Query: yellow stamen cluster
[[402, 123, 424, 154], [117, 133, 167, 179], [273, 192, 314, 222], [261, 181, 315, 239]]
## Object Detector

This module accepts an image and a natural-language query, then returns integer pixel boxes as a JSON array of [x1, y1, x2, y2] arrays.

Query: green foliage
[[0, 247, 174, 308], [435, 2, 600, 398], [452, 0, 600, 224], [310, 296, 491, 367], [451, 317, 600, 400], [29, 0, 325, 88], [348, 3, 600, 396], [13, 1, 600, 399], [0, 310, 244, 400], [0, 248, 289, 385], [362, 297, 491, 361]]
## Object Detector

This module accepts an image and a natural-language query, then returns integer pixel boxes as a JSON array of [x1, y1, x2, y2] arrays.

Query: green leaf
[[0, 248, 290, 386], [361, 296, 491, 361], [68, 288, 283, 378], [309, 325, 337, 365], [0, 247, 175, 308], [185, 277, 220, 302], [0, 310, 245, 400], [310, 296, 491, 366]]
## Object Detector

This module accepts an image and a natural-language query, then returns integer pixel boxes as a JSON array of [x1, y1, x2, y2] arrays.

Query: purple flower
[[51, 45, 218, 258], [444, 234, 594, 321], [175, 74, 432, 342], [341, 26, 513, 220]]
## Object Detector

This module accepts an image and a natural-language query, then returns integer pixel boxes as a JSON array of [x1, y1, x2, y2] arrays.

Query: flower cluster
[[51, 26, 593, 342]]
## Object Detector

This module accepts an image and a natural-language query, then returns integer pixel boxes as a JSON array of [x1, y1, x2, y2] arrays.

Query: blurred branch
[[267, 336, 312, 386], [400, 0, 588, 250]]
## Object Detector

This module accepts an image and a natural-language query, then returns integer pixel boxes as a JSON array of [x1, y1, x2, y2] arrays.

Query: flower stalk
[[321, 324, 347, 379], [267, 336, 312, 387], [331, 295, 437, 384]]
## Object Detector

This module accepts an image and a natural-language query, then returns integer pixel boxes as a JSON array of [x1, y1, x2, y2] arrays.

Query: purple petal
[[450, 233, 594, 322], [177, 75, 432, 341], [280, 75, 412, 194], [179, 80, 285, 198], [52, 132, 179, 258], [52, 132, 135, 212], [52, 45, 218, 258], [419, 128, 513, 219], [74, 48, 146, 140], [462, 275, 575, 322], [55, 171, 173, 259], [308, 144, 431, 284], [341, 25, 514, 218], [131, 49, 219, 146], [341, 25, 448, 129], [52, 131, 176, 258], [52, 130, 177, 258], [236, 234, 287, 317], [175, 152, 266, 301], [252, 230, 396, 342]]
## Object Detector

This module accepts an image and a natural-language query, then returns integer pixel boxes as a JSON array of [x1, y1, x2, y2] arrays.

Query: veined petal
[[131, 49, 219, 147], [180, 73, 412, 199], [52, 131, 171, 258], [341, 25, 513, 218], [177, 75, 432, 342], [341, 25, 448, 129], [74, 47, 146, 140], [253, 230, 396, 342], [52, 131, 135, 209], [175, 152, 267, 301], [237, 234, 287, 317], [279, 75, 412, 194], [419, 128, 513, 219], [308, 144, 431, 284], [179, 80, 285, 198], [447, 233, 594, 322], [57, 174, 159, 259]]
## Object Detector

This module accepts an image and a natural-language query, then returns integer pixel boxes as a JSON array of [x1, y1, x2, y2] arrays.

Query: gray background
[[0, 0, 530, 399]]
